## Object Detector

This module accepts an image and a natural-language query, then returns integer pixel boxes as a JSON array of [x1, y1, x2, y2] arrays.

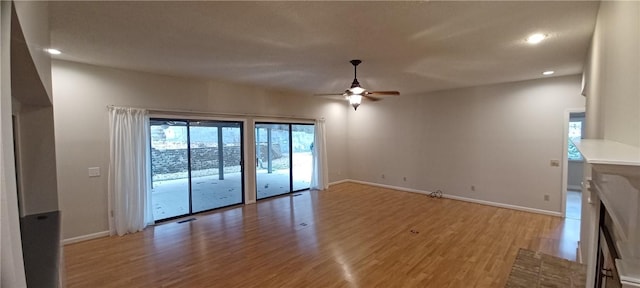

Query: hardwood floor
[[64, 182, 580, 287]]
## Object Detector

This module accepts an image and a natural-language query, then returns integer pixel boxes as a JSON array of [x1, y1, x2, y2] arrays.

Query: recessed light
[[542, 70, 555, 76], [526, 33, 547, 44], [45, 48, 61, 55]]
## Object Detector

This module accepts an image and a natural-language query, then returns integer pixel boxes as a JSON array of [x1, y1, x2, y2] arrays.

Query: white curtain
[[108, 107, 153, 236], [310, 119, 329, 190]]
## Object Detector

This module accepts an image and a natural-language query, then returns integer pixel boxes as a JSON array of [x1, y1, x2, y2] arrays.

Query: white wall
[[584, 1, 640, 146], [580, 1, 640, 285], [599, 1, 640, 147], [348, 75, 584, 214], [52, 60, 349, 240]]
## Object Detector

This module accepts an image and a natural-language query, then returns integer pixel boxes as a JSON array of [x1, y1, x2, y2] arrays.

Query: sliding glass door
[[256, 124, 291, 199], [150, 120, 190, 220], [292, 124, 314, 191], [189, 121, 243, 213], [150, 119, 243, 221], [255, 123, 314, 200]]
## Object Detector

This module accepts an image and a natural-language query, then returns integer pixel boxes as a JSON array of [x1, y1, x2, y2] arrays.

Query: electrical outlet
[[471, 185, 476, 192], [403, 177, 407, 181], [550, 160, 560, 167], [381, 174, 385, 179], [88, 167, 101, 177], [544, 194, 550, 201]]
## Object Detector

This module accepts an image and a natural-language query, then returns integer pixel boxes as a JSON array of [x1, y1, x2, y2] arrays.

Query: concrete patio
[[152, 153, 312, 220]]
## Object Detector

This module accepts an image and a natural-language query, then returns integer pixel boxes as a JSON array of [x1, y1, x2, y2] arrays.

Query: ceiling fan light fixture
[[526, 33, 547, 44], [349, 94, 362, 111], [45, 48, 62, 55], [349, 86, 365, 95], [313, 59, 399, 111]]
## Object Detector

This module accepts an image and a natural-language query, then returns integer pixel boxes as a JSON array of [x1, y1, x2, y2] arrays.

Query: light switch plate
[[88, 167, 101, 177], [550, 160, 560, 167]]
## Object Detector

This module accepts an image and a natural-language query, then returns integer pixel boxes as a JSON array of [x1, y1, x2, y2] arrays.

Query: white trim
[[329, 179, 350, 186], [62, 231, 109, 245], [346, 179, 562, 217], [443, 194, 562, 217]]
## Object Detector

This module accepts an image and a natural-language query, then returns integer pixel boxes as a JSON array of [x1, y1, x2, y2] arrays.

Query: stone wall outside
[[151, 146, 242, 176]]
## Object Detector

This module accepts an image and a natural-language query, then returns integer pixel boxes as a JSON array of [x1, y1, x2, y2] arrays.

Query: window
[[568, 121, 583, 161]]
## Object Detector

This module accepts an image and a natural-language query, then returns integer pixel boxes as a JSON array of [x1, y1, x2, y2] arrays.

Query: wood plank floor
[[63, 182, 580, 287]]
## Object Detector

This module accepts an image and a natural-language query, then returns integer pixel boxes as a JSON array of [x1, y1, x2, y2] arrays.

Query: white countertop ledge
[[574, 139, 640, 167]]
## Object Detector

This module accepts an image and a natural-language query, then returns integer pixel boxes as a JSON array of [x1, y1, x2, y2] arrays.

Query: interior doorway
[[565, 111, 585, 220]]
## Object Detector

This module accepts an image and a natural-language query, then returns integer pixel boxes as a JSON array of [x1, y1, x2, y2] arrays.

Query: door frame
[[254, 121, 315, 201], [149, 116, 246, 222], [561, 107, 586, 218]]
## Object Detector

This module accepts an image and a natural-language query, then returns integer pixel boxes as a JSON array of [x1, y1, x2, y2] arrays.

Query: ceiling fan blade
[[313, 93, 345, 96], [363, 95, 382, 102], [314, 93, 349, 102], [366, 91, 400, 96]]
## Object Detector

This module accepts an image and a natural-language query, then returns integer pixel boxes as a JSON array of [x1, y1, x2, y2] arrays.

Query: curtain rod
[[106, 105, 323, 122]]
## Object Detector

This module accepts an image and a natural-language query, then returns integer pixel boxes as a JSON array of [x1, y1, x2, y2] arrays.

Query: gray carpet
[[505, 248, 586, 288]]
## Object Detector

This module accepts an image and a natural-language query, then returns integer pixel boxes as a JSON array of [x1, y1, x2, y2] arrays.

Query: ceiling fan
[[315, 59, 400, 110]]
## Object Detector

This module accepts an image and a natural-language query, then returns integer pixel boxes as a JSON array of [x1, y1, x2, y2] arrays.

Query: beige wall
[[580, 1, 640, 284], [52, 60, 349, 240], [0, 2, 27, 286], [2, 1, 55, 286], [13, 1, 52, 101], [10, 2, 59, 217], [16, 105, 59, 215], [347, 75, 585, 214]]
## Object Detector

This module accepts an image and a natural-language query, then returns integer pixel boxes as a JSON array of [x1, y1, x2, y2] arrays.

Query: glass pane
[[190, 122, 243, 213], [568, 121, 583, 161], [292, 124, 314, 191], [256, 123, 291, 199], [568, 121, 582, 141], [150, 120, 190, 220]]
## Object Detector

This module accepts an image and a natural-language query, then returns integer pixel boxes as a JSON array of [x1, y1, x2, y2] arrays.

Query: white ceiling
[[49, 1, 599, 96]]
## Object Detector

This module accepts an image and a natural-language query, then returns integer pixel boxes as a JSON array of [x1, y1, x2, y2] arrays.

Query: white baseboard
[[329, 179, 350, 186], [62, 231, 109, 245], [62, 180, 561, 245], [346, 179, 562, 217], [444, 194, 563, 217]]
